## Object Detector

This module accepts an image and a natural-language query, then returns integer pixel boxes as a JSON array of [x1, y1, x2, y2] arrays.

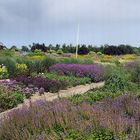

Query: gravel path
[[0, 82, 104, 121]]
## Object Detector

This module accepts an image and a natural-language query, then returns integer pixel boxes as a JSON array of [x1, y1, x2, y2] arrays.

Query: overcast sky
[[0, 0, 140, 47]]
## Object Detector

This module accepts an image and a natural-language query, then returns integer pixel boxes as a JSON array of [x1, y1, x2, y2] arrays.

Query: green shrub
[[131, 63, 140, 85], [114, 59, 121, 66], [24, 57, 57, 74], [97, 52, 103, 55], [11, 92, 24, 105], [57, 49, 63, 54], [0, 57, 16, 76], [0, 65, 9, 79], [70, 89, 121, 105], [44, 72, 91, 87], [0, 88, 24, 112], [24, 59, 45, 74], [28, 49, 45, 57], [66, 129, 81, 139], [58, 57, 93, 64], [104, 68, 131, 93], [42, 57, 57, 71], [16, 63, 29, 75], [86, 128, 115, 140], [0, 50, 15, 57], [48, 49, 56, 54], [89, 51, 96, 55]]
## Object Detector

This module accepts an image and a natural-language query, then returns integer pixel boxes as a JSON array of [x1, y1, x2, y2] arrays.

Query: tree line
[[29, 43, 140, 55], [0, 43, 140, 55]]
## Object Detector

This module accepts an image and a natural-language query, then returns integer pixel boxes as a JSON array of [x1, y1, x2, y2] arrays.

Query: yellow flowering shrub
[[28, 56, 46, 59], [16, 63, 28, 75], [0, 65, 9, 79], [122, 54, 136, 60], [100, 55, 114, 63]]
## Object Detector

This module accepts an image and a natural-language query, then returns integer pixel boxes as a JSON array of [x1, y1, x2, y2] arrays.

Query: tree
[[10, 46, 19, 51], [62, 44, 67, 53], [56, 44, 60, 51], [103, 44, 134, 55], [78, 45, 89, 55], [48, 44, 53, 50], [21, 46, 29, 52], [31, 43, 47, 52], [0, 42, 6, 50]]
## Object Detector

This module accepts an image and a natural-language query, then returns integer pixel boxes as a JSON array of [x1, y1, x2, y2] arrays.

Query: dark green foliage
[[57, 49, 63, 54], [21, 46, 29, 52], [58, 57, 93, 64], [0, 57, 16, 76], [31, 43, 47, 52], [104, 68, 131, 93], [131, 63, 140, 85], [70, 89, 121, 105], [103, 44, 134, 55], [47, 44, 140, 55], [24, 59, 46, 74], [66, 129, 81, 139], [86, 128, 115, 140], [0, 88, 24, 112], [78, 45, 89, 55], [42, 57, 57, 71], [45, 72, 91, 87]]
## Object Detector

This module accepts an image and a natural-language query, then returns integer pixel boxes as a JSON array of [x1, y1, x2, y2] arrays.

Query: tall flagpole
[[76, 24, 79, 58]]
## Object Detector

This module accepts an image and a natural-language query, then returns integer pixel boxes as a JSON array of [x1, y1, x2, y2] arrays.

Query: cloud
[[0, 0, 140, 46], [45, 0, 140, 24]]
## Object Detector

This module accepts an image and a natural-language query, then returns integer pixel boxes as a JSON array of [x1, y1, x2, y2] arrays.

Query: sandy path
[[0, 82, 104, 120]]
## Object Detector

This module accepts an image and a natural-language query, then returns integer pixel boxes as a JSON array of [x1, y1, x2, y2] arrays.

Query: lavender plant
[[49, 64, 105, 82], [15, 75, 68, 93], [0, 94, 140, 140]]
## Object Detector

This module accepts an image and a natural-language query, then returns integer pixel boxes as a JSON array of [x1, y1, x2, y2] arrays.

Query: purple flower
[[50, 64, 105, 82], [39, 87, 45, 95], [38, 135, 42, 140], [15, 75, 64, 92]]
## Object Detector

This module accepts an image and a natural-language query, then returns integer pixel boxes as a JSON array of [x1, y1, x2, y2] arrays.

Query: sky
[[0, 0, 140, 47]]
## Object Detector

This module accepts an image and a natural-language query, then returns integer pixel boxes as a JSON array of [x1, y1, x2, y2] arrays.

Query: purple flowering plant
[[50, 64, 105, 82]]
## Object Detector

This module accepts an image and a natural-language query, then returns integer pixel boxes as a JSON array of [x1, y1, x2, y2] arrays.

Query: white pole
[[76, 24, 79, 58]]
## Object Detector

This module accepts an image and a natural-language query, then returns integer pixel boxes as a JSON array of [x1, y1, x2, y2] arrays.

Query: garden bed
[[0, 81, 104, 118], [50, 64, 105, 82], [0, 94, 140, 139]]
